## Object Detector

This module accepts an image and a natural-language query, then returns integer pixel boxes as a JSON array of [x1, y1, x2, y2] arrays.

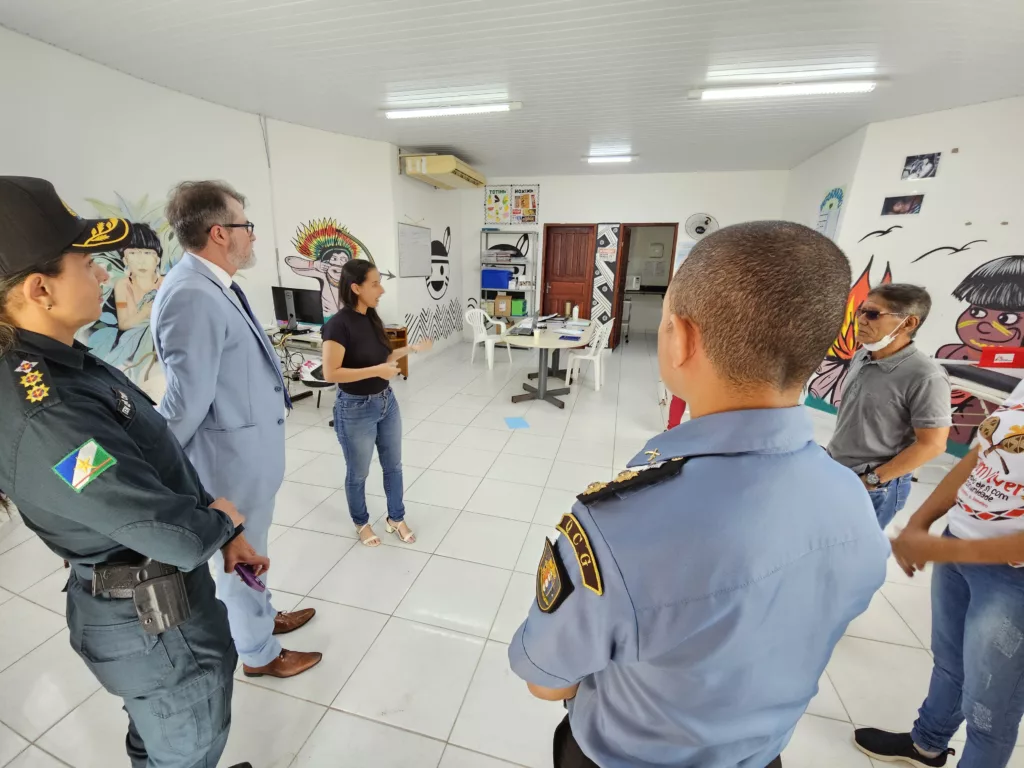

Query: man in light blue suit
[[152, 181, 322, 679]]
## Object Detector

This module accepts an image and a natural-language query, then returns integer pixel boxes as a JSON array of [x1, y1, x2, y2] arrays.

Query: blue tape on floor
[[504, 417, 530, 429]]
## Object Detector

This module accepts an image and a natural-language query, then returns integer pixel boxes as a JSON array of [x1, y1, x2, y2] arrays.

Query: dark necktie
[[231, 282, 292, 409]]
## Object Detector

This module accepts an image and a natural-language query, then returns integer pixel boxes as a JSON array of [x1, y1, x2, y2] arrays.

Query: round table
[[501, 320, 596, 409]]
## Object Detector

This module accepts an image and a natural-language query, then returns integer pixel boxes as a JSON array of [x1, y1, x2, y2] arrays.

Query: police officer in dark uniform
[[0, 176, 267, 768], [510, 222, 891, 767]]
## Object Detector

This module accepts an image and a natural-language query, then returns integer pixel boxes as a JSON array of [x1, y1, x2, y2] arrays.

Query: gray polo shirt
[[827, 344, 952, 474]]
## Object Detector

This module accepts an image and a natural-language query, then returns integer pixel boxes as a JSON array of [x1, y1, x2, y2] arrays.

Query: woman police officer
[[0, 177, 265, 768]]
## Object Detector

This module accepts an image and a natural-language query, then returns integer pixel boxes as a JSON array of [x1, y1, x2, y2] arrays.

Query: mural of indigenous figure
[[808, 257, 893, 406], [76, 194, 182, 389], [285, 218, 374, 318], [936, 255, 1024, 444], [426, 227, 451, 300]]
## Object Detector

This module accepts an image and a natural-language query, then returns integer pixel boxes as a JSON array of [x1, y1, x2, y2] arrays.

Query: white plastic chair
[[566, 321, 612, 390], [465, 308, 512, 370]]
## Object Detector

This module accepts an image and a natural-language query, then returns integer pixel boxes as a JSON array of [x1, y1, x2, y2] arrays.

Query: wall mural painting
[[286, 219, 374, 318], [77, 194, 183, 388], [405, 298, 464, 346], [808, 257, 893, 407], [933, 253, 1024, 445], [427, 227, 451, 300], [591, 224, 620, 324]]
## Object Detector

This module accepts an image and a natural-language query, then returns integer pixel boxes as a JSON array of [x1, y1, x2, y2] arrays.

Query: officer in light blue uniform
[[510, 221, 891, 768]]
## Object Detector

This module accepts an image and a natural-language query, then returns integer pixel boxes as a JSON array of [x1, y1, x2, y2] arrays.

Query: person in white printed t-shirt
[[853, 380, 1024, 768]]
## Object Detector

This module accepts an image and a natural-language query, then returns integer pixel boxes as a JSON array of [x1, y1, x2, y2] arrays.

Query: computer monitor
[[272, 286, 324, 330]]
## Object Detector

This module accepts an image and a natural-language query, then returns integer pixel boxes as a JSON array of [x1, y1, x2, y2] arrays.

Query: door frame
[[541, 223, 598, 319], [609, 222, 679, 348]]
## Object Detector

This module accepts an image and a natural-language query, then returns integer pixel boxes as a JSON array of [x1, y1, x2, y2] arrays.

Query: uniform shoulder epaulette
[[5, 355, 61, 414], [577, 456, 687, 503]]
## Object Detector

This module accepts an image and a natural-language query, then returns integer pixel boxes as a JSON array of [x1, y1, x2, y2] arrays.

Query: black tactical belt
[[92, 560, 192, 635], [92, 560, 175, 598]]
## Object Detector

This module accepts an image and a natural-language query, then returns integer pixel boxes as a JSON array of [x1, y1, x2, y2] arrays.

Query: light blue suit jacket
[[151, 253, 287, 532]]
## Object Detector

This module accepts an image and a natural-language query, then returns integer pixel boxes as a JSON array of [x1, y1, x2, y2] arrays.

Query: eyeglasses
[[857, 308, 908, 322], [207, 222, 255, 235]]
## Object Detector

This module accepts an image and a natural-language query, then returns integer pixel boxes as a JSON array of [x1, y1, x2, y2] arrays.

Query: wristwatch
[[864, 471, 881, 488]]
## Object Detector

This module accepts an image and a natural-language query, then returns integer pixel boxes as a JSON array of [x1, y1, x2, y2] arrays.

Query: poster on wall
[[816, 187, 845, 241], [881, 194, 924, 215], [902, 153, 940, 180], [510, 185, 539, 225], [484, 185, 511, 224], [590, 223, 620, 324]]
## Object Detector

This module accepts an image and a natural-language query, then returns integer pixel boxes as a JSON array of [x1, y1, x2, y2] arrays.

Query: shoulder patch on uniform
[[556, 513, 603, 596], [7, 356, 59, 411], [53, 440, 117, 493], [576, 457, 687, 503], [536, 537, 573, 613]]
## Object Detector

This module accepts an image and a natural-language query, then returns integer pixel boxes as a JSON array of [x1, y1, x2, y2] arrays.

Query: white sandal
[[356, 523, 381, 547], [385, 518, 416, 544]]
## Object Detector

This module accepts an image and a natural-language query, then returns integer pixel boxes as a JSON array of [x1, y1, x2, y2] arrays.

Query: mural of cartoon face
[[937, 255, 1024, 362], [426, 227, 451, 300], [319, 247, 352, 285], [955, 306, 1023, 351]]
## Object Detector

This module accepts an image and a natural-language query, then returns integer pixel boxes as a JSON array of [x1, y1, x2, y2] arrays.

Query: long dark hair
[[338, 260, 389, 347], [0, 255, 67, 358]]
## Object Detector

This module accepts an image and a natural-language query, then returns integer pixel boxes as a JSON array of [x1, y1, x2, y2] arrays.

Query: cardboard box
[[492, 294, 512, 316]]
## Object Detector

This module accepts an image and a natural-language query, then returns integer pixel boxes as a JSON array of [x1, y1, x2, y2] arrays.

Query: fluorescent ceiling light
[[693, 81, 877, 100], [706, 66, 877, 83], [586, 155, 634, 164], [384, 102, 520, 119]]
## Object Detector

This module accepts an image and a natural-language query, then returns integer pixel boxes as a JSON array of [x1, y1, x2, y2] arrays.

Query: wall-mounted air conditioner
[[402, 154, 486, 190]]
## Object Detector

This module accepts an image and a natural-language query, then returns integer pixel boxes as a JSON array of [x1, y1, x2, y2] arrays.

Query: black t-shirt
[[321, 308, 392, 395]]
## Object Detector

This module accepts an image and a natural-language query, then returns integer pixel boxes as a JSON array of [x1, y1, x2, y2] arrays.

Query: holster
[[92, 559, 191, 636]]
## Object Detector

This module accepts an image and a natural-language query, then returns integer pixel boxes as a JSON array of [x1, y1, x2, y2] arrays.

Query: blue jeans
[[911, 535, 1024, 768], [333, 388, 405, 527], [867, 473, 912, 529]]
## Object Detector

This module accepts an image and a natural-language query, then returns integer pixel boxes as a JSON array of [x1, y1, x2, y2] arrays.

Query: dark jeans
[[867, 472, 913, 530], [910, 538, 1024, 768], [333, 387, 405, 526], [552, 716, 782, 768]]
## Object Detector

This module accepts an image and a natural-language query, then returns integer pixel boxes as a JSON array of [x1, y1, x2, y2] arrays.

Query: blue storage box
[[482, 268, 512, 289]]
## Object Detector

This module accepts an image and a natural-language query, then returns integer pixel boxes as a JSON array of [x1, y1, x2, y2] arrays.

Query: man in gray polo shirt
[[828, 284, 952, 529]]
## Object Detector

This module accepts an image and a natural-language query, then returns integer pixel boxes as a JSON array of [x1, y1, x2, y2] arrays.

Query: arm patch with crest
[[536, 537, 573, 613], [556, 513, 603, 596]]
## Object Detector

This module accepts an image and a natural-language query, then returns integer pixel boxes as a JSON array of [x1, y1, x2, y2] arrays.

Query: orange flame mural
[[809, 257, 893, 405]]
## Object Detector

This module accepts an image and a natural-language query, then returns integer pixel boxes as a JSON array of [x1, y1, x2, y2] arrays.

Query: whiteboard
[[397, 223, 432, 277]]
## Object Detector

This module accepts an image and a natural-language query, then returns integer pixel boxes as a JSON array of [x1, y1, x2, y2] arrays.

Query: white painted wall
[[782, 126, 867, 236], [392, 174, 464, 353]]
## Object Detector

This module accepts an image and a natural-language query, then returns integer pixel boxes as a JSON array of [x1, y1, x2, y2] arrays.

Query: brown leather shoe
[[243, 649, 323, 679], [273, 608, 316, 635]]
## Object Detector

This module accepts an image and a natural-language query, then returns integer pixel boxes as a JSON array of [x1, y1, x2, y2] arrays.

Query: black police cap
[[0, 176, 130, 277]]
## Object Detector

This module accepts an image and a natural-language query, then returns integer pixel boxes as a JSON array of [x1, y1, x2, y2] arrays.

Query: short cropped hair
[[867, 283, 932, 338], [669, 221, 851, 390], [165, 180, 246, 251]]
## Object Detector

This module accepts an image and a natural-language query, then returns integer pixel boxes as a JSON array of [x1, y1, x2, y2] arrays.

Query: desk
[[502, 321, 595, 409], [266, 327, 323, 403], [385, 326, 409, 379]]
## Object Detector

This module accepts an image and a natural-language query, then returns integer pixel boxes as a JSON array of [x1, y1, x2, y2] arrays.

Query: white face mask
[[861, 316, 909, 353]]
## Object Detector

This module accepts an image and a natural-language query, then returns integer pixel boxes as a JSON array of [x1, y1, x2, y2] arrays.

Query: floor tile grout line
[[879, 588, 929, 651]]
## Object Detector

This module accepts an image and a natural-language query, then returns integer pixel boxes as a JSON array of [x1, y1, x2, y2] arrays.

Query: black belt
[[92, 560, 178, 599]]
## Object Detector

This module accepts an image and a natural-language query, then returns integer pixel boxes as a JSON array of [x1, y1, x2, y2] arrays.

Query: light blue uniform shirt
[[509, 407, 889, 768]]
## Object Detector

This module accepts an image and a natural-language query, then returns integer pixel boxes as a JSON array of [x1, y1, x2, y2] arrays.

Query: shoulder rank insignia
[[53, 439, 117, 493], [536, 537, 573, 613], [556, 513, 602, 595], [12, 358, 52, 404], [577, 457, 687, 504]]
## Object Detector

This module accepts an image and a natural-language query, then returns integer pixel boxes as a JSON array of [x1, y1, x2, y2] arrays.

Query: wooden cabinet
[[385, 326, 409, 379]]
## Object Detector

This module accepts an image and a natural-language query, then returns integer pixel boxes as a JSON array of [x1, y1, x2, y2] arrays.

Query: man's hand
[[221, 533, 270, 577], [211, 497, 245, 528], [890, 527, 940, 577]]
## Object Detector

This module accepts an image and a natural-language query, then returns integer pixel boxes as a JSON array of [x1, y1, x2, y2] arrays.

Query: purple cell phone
[[234, 564, 266, 592]]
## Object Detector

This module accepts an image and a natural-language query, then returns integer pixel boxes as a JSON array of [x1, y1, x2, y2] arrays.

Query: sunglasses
[[207, 221, 255, 235], [857, 308, 908, 322]]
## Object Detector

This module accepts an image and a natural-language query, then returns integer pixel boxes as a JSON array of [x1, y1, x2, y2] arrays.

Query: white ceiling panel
[[2, 0, 1022, 175]]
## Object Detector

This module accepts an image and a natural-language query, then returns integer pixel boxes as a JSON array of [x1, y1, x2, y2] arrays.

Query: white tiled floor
[[0, 333, 1005, 767]]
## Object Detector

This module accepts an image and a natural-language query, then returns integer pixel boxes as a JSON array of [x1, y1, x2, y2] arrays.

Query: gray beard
[[231, 247, 257, 271]]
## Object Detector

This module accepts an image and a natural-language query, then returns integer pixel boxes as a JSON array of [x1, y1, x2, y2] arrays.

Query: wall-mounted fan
[[685, 214, 720, 240]]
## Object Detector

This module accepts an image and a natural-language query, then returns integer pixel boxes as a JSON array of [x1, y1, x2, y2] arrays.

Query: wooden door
[[542, 225, 596, 317]]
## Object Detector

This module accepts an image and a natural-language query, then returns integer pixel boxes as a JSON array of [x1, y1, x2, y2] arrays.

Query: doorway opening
[[610, 223, 679, 348]]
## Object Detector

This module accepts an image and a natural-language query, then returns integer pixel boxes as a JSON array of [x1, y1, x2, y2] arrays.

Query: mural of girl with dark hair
[[83, 222, 166, 383], [937, 254, 1024, 444], [285, 219, 374, 319]]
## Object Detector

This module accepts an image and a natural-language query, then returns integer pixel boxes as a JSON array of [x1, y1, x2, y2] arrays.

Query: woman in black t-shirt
[[321, 260, 432, 546]]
